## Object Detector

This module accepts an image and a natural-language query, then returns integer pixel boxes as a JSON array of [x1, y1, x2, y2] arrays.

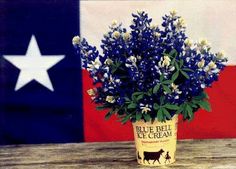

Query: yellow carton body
[[132, 115, 178, 166]]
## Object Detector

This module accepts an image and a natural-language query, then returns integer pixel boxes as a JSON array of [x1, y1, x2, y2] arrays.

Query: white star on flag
[[3, 35, 65, 91]]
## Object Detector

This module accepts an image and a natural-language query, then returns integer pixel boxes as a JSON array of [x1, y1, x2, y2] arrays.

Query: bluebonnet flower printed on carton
[[73, 10, 227, 123]]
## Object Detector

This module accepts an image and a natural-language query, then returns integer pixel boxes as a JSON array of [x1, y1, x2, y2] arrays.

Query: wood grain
[[0, 139, 236, 169]]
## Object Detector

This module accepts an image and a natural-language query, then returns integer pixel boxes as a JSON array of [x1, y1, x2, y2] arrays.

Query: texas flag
[[0, 1, 236, 144], [0, 1, 83, 144]]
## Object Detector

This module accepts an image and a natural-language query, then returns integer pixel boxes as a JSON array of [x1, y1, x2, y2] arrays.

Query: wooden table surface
[[0, 139, 236, 169]]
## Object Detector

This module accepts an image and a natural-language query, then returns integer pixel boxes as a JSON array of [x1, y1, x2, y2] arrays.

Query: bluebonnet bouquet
[[73, 10, 227, 123]]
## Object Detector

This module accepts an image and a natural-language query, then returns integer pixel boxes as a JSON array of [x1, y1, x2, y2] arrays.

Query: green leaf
[[153, 103, 159, 110], [136, 94, 144, 101], [157, 109, 164, 122], [121, 114, 132, 124], [176, 106, 183, 114], [160, 96, 165, 105], [131, 95, 137, 102], [132, 92, 144, 102], [146, 88, 153, 96], [176, 103, 186, 114], [160, 74, 164, 82], [183, 110, 188, 119], [117, 108, 125, 115], [143, 114, 151, 122], [136, 112, 142, 121], [162, 108, 172, 119], [204, 92, 209, 99], [115, 61, 121, 67], [153, 84, 160, 94], [148, 88, 153, 93], [111, 67, 118, 74], [162, 85, 172, 93], [169, 49, 177, 57], [96, 105, 108, 110], [171, 57, 176, 65], [132, 92, 144, 96], [194, 91, 209, 100], [128, 103, 137, 109], [175, 62, 180, 70], [186, 104, 193, 120], [162, 80, 173, 85], [198, 100, 211, 112], [165, 104, 179, 110], [124, 97, 131, 102], [180, 70, 190, 79], [105, 111, 113, 120], [182, 68, 194, 72], [171, 71, 179, 81], [189, 103, 198, 108], [203, 92, 209, 99], [179, 59, 184, 68]]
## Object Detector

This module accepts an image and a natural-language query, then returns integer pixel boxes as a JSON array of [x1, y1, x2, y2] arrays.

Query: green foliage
[[157, 109, 164, 121], [196, 100, 211, 112], [136, 112, 142, 121], [162, 85, 171, 93], [180, 70, 190, 79], [165, 104, 179, 110], [143, 113, 151, 122], [162, 108, 172, 120], [153, 84, 160, 94], [171, 71, 179, 81], [114, 88, 211, 124], [128, 102, 137, 109], [105, 111, 114, 120], [111, 60, 124, 73], [96, 49, 211, 124], [169, 49, 178, 57], [96, 105, 110, 110], [153, 103, 159, 110], [172, 91, 211, 121], [121, 114, 132, 124]]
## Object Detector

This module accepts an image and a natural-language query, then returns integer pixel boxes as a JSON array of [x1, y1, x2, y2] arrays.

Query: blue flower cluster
[[73, 10, 227, 122]]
